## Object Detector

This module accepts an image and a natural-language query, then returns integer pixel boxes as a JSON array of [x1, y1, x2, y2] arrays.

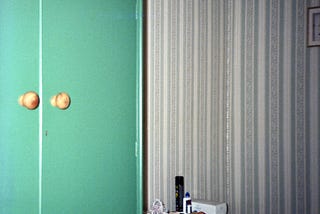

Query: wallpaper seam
[[225, 0, 233, 212], [279, 0, 285, 213], [296, 0, 306, 213], [253, 0, 260, 213], [270, 0, 280, 213], [245, 0, 254, 212]]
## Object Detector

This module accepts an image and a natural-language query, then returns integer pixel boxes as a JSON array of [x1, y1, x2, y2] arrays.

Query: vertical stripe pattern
[[145, 0, 320, 213]]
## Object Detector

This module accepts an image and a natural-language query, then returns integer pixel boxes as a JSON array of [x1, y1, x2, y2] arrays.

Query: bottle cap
[[175, 176, 184, 183]]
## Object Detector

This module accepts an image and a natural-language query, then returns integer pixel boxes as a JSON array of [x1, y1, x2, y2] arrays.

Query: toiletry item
[[150, 199, 165, 214], [175, 176, 184, 212], [187, 204, 192, 213], [192, 200, 227, 214], [183, 192, 192, 213]]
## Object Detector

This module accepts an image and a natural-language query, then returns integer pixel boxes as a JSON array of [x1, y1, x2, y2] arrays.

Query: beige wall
[[145, 0, 320, 213]]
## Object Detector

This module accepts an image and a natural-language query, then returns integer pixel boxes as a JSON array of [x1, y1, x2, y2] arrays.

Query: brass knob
[[18, 91, 40, 110], [50, 92, 71, 110]]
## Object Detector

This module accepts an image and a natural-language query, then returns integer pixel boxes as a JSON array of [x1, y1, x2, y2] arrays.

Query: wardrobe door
[[0, 0, 39, 213], [42, 0, 139, 213]]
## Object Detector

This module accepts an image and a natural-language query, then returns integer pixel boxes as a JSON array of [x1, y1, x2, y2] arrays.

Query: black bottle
[[175, 176, 184, 212]]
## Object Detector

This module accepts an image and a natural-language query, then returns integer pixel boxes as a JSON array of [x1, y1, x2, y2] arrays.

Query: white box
[[192, 200, 227, 214]]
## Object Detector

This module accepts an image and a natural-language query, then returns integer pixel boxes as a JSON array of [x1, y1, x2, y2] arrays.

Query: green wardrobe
[[0, 0, 143, 213]]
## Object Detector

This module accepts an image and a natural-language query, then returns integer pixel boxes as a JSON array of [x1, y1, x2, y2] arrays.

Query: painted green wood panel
[[0, 0, 39, 213], [42, 0, 139, 213]]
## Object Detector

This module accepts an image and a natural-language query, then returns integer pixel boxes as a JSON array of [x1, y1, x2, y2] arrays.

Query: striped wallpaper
[[145, 0, 320, 213]]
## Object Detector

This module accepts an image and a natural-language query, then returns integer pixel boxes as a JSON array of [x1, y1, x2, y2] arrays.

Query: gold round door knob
[[18, 91, 40, 110], [50, 92, 71, 110]]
